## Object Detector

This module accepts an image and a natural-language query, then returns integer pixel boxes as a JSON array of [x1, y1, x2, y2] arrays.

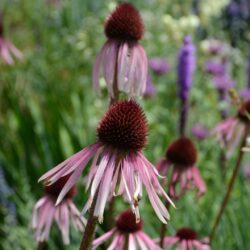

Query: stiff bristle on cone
[[97, 100, 148, 153], [166, 137, 197, 167], [238, 101, 250, 123], [104, 2, 144, 41], [116, 210, 143, 233], [176, 227, 197, 240], [44, 174, 77, 199]]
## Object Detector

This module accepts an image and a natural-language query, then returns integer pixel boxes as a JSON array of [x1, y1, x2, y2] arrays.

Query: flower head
[[149, 58, 170, 75], [32, 175, 85, 244], [162, 227, 210, 250], [93, 3, 148, 98], [213, 100, 250, 156], [105, 3, 144, 41], [0, 15, 23, 65], [93, 210, 161, 250], [158, 137, 206, 199], [177, 35, 196, 101], [39, 100, 174, 224]]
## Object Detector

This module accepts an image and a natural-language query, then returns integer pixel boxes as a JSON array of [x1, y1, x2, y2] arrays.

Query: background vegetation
[[1, 0, 250, 249]]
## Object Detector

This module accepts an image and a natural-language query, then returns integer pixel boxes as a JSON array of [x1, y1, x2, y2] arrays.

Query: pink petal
[[92, 229, 116, 249]]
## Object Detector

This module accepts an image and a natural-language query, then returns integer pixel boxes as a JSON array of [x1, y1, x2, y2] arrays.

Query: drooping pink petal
[[92, 229, 115, 249], [94, 155, 116, 223], [102, 41, 118, 97], [92, 41, 109, 93]]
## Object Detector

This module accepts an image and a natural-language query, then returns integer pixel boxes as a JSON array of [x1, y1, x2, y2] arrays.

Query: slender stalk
[[37, 241, 45, 250], [79, 190, 99, 250], [210, 125, 249, 242], [159, 202, 171, 248], [179, 98, 188, 136], [110, 44, 120, 105]]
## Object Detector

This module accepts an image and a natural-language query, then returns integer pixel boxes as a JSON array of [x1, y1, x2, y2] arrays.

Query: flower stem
[[179, 98, 188, 136], [110, 44, 120, 105], [79, 190, 99, 250], [210, 126, 249, 242], [37, 241, 45, 250], [159, 201, 171, 248]]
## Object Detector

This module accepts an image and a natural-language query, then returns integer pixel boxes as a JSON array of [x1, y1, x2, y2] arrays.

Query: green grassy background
[[1, 0, 250, 249]]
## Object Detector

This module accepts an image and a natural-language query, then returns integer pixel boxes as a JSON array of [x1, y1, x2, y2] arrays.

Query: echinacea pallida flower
[[0, 16, 23, 65], [93, 210, 161, 250], [213, 100, 250, 156], [162, 227, 210, 250], [93, 3, 148, 98], [158, 137, 206, 199], [39, 100, 174, 224], [32, 175, 85, 244]]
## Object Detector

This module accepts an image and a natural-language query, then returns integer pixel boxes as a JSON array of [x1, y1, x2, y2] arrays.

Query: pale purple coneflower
[[32, 175, 85, 245], [192, 123, 209, 141], [158, 137, 206, 199], [93, 210, 161, 250], [93, 3, 148, 98], [149, 57, 170, 76], [162, 227, 210, 250], [212, 100, 250, 156], [0, 15, 23, 65], [39, 100, 174, 224]]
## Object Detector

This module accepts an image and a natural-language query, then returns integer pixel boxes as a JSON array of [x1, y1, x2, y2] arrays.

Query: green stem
[[210, 126, 249, 242], [79, 190, 99, 250], [37, 241, 45, 250], [110, 44, 120, 105]]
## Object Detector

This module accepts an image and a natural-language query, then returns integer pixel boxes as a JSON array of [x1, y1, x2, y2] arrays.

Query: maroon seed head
[[44, 174, 77, 199], [116, 210, 143, 233], [97, 100, 148, 153], [166, 137, 197, 168], [176, 227, 197, 240], [105, 2, 144, 41], [238, 101, 250, 123]]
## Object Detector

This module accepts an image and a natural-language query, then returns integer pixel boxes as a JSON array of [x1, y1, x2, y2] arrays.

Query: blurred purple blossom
[[192, 123, 209, 140], [213, 74, 235, 92], [149, 58, 170, 75], [144, 75, 156, 98], [240, 55, 250, 100], [204, 60, 226, 76], [243, 165, 250, 180], [177, 36, 196, 101]]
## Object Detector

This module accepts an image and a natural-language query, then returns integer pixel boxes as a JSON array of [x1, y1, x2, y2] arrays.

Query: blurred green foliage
[[1, 0, 250, 249]]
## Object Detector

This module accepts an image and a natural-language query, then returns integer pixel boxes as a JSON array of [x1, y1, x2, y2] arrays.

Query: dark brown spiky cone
[[44, 174, 77, 200], [104, 2, 144, 42], [238, 101, 250, 123], [97, 100, 148, 153], [116, 210, 143, 233], [166, 137, 197, 170], [176, 227, 197, 240]]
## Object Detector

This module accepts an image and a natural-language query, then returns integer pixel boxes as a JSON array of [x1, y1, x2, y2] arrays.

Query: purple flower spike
[[177, 35, 196, 101], [149, 58, 170, 75]]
